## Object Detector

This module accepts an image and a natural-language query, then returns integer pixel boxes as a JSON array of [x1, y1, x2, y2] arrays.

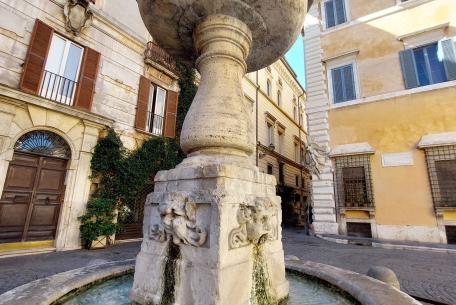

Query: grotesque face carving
[[229, 197, 278, 249]]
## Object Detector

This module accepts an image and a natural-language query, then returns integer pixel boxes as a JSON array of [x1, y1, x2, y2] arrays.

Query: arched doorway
[[0, 130, 71, 244]]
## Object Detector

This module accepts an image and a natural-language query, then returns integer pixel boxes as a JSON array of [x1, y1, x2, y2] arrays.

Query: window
[[293, 106, 297, 121], [334, 154, 374, 208], [279, 163, 285, 185], [267, 123, 274, 147], [294, 143, 299, 162], [324, 0, 347, 29], [40, 34, 84, 105], [267, 164, 273, 175], [277, 90, 282, 106], [400, 39, 456, 89], [423, 145, 456, 208], [146, 84, 167, 136], [267, 79, 272, 96], [296, 175, 299, 187], [278, 130, 284, 154], [331, 64, 357, 104]]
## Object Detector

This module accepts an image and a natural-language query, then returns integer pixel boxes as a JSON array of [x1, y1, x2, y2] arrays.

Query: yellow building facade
[[304, 0, 456, 243]]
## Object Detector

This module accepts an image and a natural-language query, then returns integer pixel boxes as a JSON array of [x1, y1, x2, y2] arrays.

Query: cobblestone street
[[283, 230, 456, 305], [1, 230, 455, 304]]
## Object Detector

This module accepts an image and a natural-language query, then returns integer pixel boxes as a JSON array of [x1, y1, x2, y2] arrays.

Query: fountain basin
[[0, 259, 420, 305]]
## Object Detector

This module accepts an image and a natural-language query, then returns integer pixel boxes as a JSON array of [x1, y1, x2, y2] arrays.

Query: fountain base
[[130, 157, 288, 305]]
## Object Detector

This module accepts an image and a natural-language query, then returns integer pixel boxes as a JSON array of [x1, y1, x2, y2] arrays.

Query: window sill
[[330, 80, 456, 110], [397, 0, 433, 9], [134, 128, 163, 138]]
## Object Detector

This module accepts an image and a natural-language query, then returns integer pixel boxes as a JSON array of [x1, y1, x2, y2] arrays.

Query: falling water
[[160, 242, 180, 305], [251, 244, 283, 305]]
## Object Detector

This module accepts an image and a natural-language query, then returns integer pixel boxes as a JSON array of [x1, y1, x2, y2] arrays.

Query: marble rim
[[136, 0, 308, 72], [0, 258, 421, 305]]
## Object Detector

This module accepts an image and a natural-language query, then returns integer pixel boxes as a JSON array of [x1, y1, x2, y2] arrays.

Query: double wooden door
[[0, 152, 68, 243]]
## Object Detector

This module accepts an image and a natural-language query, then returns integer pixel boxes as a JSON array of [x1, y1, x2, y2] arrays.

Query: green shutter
[[399, 49, 419, 89], [440, 39, 456, 81]]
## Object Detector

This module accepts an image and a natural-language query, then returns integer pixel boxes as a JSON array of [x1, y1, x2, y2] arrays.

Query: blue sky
[[285, 35, 306, 89]]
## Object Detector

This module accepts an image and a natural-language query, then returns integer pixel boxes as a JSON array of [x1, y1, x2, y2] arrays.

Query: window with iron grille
[[146, 84, 167, 136], [424, 145, 456, 208], [334, 154, 374, 208]]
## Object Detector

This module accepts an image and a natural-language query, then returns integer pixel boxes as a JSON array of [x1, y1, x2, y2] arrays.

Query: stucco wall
[[321, 0, 456, 99], [329, 86, 456, 227]]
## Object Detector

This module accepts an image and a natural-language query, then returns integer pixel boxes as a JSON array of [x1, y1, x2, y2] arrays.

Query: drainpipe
[[255, 71, 260, 167], [298, 92, 305, 227]]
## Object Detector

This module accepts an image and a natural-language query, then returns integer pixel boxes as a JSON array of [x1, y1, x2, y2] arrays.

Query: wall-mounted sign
[[382, 152, 414, 167]]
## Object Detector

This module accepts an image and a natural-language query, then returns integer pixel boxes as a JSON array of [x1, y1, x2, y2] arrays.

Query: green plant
[[79, 197, 118, 249], [176, 63, 198, 139], [79, 130, 185, 248]]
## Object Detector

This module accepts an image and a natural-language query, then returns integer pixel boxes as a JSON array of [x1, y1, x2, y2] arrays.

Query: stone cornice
[[273, 59, 305, 97], [0, 84, 114, 127]]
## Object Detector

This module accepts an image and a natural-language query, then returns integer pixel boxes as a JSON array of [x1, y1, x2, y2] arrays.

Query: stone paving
[[1, 230, 455, 304], [283, 229, 456, 305]]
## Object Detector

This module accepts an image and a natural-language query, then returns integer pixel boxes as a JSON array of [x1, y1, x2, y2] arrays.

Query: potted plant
[[79, 197, 118, 249]]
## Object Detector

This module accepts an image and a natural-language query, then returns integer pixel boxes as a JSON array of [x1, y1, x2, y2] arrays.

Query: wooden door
[[0, 152, 67, 243]]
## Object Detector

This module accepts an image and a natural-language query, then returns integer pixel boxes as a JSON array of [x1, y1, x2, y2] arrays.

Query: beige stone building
[[0, 0, 307, 253], [244, 62, 309, 227], [0, 0, 180, 253], [304, 0, 456, 243]]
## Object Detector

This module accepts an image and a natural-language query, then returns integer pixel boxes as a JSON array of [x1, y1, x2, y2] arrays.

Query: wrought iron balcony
[[144, 41, 179, 77], [39, 70, 78, 106]]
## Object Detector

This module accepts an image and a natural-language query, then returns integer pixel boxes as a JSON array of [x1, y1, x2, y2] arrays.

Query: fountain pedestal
[[132, 2, 307, 304]]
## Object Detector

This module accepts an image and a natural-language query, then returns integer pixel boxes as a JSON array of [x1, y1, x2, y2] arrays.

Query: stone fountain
[[131, 1, 307, 305]]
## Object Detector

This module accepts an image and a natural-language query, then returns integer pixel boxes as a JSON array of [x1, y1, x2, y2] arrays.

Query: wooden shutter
[[325, 1, 335, 28], [343, 65, 356, 100], [332, 67, 343, 103], [163, 90, 179, 138], [399, 49, 419, 89], [19, 20, 53, 94], [135, 76, 151, 130], [335, 0, 346, 24], [73, 47, 100, 111], [440, 39, 456, 81]]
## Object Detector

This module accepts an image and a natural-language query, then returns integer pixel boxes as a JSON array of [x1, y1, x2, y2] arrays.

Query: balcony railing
[[144, 41, 179, 76], [39, 70, 78, 106], [148, 114, 164, 136]]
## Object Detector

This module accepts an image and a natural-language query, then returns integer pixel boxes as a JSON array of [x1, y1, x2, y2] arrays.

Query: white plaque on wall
[[382, 152, 414, 167]]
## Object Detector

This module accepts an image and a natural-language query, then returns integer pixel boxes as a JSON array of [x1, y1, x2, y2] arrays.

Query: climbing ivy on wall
[[79, 130, 185, 248], [176, 63, 198, 139]]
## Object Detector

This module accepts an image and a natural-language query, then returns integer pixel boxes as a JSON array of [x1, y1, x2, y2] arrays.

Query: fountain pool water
[[57, 273, 359, 305]]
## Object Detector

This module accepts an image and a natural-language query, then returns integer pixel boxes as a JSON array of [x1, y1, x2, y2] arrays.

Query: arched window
[[277, 90, 282, 106], [14, 130, 71, 159], [266, 79, 272, 96]]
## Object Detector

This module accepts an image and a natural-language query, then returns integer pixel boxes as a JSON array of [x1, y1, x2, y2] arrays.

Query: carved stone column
[[131, 15, 287, 305], [132, 1, 307, 305]]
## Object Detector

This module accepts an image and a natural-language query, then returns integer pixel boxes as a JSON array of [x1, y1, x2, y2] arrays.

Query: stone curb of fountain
[[317, 234, 456, 254], [0, 258, 421, 305], [0, 259, 135, 305], [285, 260, 422, 305]]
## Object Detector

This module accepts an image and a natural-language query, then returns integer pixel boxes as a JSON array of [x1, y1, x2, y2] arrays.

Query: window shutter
[[135, 76, 151, 130], [163, 90, 179, 138], [399, 49, 419, 89], [343, 65, 356, 100], [325, 1, 335, 28], [19, 20, 53, 94], [73, 47, 100, 111], [332, 68, 343, 103], [440, 39, 456, 81], [335, 0, 346, 25]]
